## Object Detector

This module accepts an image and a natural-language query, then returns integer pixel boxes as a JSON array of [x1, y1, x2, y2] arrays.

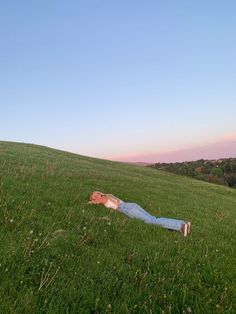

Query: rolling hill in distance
[[0, 141, 235, 313], [149, 158, 236, 188]]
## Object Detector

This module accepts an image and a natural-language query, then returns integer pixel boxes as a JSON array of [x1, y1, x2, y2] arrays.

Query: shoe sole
[[187, 222, 191, 235], [182, 223, 188, 237]]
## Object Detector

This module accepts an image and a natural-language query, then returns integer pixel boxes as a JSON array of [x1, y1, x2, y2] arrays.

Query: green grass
[[0, 141, 236, 314]]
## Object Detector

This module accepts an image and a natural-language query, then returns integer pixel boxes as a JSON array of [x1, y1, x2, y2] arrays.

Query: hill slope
[[0, 141, 235, 313]]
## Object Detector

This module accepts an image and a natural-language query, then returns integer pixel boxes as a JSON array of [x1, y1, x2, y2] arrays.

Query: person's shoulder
[[106, 194, 122, 201]]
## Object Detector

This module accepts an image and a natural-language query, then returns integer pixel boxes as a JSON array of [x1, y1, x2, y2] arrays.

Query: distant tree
[[223, 162, 232, 174], [195, 173, 208, 181], [195, 166, 205, 174], [225, 174, 236, 187], [149, 158, 236, 188], [207, 174, 225, 185], [211, 167, 224, 177]]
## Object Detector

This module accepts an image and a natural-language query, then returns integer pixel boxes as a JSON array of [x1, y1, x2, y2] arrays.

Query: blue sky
[[1, 1, 236, 161]]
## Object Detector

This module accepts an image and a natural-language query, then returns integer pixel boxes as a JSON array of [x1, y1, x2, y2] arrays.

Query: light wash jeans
[[118, 203, 185, 231]]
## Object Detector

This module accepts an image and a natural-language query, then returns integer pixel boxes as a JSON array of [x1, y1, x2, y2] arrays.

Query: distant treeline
[[149, 158, 236, 188]]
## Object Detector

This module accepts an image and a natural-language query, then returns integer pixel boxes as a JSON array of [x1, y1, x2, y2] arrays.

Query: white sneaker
[[181, 222, 191, 237], [181, 223, 188, 237], [187, 222, 191, 234]]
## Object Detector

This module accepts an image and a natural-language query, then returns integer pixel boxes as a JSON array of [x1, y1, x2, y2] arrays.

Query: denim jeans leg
[[118, 203, 158, 223], [118, 203, 185, 231], [154, 217, 184, 231]]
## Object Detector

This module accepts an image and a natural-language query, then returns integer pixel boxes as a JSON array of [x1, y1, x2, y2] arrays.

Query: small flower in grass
[[5, 268, 8, 272], [35, 238, 39, 242], [97, 261, 100, 264], [29, 230, 33, 234], [10, 219, 13, 223], [83, 226, 86, 230], [216, 249, 219, 252], [108, 222, 111, 226]]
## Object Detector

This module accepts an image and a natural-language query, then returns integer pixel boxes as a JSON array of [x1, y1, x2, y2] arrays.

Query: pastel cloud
[[219, 132, 236, 142], [114, 134, 236, 163]]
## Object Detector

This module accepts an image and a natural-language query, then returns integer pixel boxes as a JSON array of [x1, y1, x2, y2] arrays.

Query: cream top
[[104, 195, 123, 210], [104, 199, 119, 210]]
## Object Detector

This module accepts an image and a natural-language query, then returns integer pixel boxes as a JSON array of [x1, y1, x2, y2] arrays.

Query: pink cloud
[[219, 132, 236, 142], [113, 136, 236, 163]]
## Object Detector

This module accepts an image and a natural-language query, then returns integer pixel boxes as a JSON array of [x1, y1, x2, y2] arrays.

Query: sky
[[1, 0, 236, 162]]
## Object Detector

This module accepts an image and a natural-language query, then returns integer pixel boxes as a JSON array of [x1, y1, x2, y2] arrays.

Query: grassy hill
[[0, 141, 235, 313]]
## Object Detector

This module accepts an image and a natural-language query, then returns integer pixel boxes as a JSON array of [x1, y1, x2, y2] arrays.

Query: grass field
[[0, 141, 235, 313]]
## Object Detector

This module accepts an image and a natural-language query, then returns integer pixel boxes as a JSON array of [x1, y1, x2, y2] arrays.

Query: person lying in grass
[[88, 191, 191, 237]]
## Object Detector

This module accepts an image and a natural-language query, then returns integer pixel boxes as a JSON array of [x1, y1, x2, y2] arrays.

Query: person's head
[[89, 191, 107, 204]]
